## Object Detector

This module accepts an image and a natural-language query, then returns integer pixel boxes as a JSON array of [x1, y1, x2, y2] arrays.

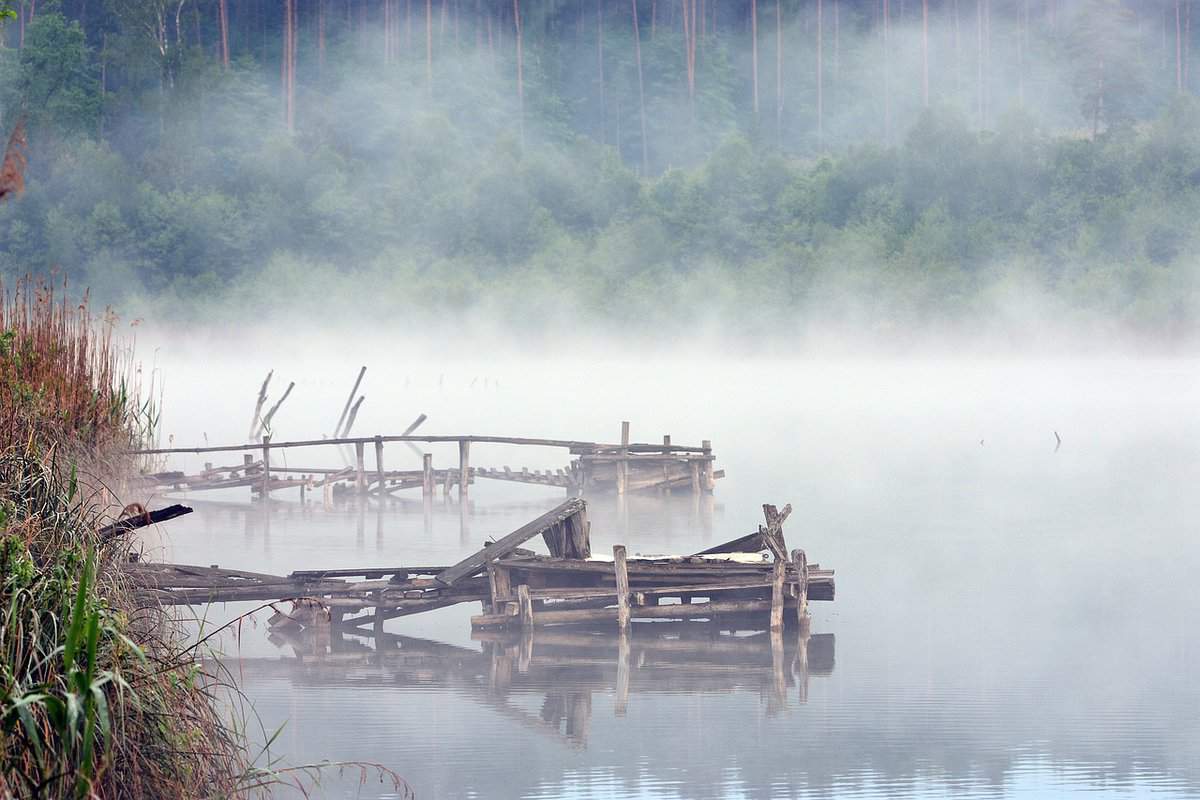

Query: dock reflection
[[226, 624, 832, 749]]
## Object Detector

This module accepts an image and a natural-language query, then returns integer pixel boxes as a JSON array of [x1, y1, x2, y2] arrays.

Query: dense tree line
[[0, 1, 1196, 337]]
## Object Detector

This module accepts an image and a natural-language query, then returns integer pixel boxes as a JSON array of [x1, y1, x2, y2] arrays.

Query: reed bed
[[0, 278, 258, 798]]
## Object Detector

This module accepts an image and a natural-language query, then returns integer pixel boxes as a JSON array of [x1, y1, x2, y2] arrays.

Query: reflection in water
[[225, 625, 834, 750]]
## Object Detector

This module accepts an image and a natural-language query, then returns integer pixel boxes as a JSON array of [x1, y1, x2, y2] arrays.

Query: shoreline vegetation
[[0, 279, 407, 797], [0, 278, 246, 797]]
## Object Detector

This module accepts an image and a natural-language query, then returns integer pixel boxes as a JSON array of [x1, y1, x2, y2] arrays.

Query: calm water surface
[[139, 353, 1199, 798]]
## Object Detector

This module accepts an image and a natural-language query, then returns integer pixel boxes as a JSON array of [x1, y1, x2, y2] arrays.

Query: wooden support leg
[[374, 436, 385, 492], [422, 453, 434, 498], [458, 439, 471, 500], [488, 562, 511, 615], [517, 583, 533, 629], [701, 439, 714, 492], [354, 441, 366, 494], [613, 544, 630, 631], [770, 558, 785, 632], [791, 548, 809, 623]]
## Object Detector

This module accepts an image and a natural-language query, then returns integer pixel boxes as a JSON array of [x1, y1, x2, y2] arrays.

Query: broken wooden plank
[[435, 498, 586, 587], [98, 504, 193, 541]]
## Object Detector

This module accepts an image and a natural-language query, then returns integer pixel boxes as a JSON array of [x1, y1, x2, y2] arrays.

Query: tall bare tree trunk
[[976, 0, 983, 126], [632, 0, 648, 173], [833, 0, 839, 84], [426, 0, 434, 91], [318, 0, 326, 76], [283, 0, 296, 132], [598, 0, 606, 142], [776, 0, 783, 143], [384, 0, 392, 64], [1177, 0, 1183, 92], [1187, 0, 1192, 90], [218, 0, 230, 67], [751, 0, 759, 116], [816, 0, 823, 147], [514, 0, 524, 146], [1017, 0, 1026, 106], [883, 0, 890, 140], [921, 0, 928, 106]]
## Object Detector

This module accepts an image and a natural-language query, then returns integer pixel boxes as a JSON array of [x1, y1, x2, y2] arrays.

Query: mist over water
[[138, 346, 1199, 798]]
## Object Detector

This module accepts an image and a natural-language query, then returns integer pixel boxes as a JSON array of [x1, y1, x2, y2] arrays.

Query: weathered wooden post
[[770, 557, 786, 631], [617, 421, 630, 495], [613, 544, 630, 630], [422, 453, 434, 498], [690, 461, 701, 495], [792, 548, 809, 623], [260, 435, 271, 499], [701, 439, 714, 492], [354, 441, 366, 494], [488, 562, 512, 615], [458, 438, 471, 499], [517, 583, 533, 629], [374, 435, 385, 493]]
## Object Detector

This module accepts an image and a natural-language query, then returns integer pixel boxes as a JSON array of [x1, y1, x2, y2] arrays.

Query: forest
[[0, 0, 1196, 341]]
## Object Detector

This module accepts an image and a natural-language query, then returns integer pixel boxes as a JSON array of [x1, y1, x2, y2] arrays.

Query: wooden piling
[[488, 561, 511, 614], [354, 442, 366, 494], [260, 435, 271, 499], [458, 439, 470, 499], [770, 558, 785, 631], [701, 439, 714, 491], [690, 461, 701, 495], [517, 584, 534, 629], [792, 548, 809, 622], [374, 436, 385, 492], [613, 544, 630, 631], [422, 453, 434, 498]]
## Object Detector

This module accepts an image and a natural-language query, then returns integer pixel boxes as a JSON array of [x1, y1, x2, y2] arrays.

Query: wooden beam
[[98, 504, 193, 540], [434, 498, 586, 587]]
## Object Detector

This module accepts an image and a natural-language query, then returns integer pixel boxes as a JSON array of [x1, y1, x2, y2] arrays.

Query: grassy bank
[[0, 278, 247, 798]]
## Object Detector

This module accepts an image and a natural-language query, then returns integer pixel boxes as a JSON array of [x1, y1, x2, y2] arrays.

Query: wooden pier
[[126, 499, 833, 637], [130, 422, 724, 500]]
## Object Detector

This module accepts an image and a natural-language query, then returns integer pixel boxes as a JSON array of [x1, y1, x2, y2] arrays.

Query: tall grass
[[0, 277, 248, 798]]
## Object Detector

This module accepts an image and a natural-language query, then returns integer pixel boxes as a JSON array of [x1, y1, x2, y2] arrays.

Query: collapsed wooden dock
[[130, 422, 724, 500], [127, 499, 832, 636]]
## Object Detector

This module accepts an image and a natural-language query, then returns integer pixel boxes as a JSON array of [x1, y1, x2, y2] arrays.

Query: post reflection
[[245, 622, 834, 749]]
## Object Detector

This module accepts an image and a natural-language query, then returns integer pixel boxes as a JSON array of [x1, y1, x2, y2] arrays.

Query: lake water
[[136, 348, 1200, 799]]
